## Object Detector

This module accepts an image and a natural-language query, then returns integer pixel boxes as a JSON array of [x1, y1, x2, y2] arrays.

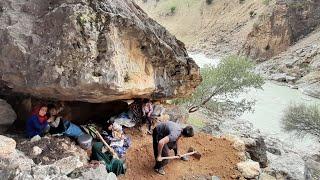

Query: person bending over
[[152, 121, 194, 175]]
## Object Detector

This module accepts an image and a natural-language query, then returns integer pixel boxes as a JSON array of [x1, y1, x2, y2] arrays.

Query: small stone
[[211, 175, 220, 180], [30, 135, 41, 142], [237, 161, 260, 179], [43, 156, 50, 161], [259, 173, 276, 180], [32, 146, 42, 156]]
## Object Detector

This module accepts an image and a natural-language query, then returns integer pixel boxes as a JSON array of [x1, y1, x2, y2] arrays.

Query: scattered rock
[[304, 154, 320, 180], [32, 164, 61, 179], [221, 134, 245, 152], [267, 152, 305, 180], [71, 164, 117, 180], [259, 172, 276, 180], [0, 135, 16, 156], [53, 156, 84, 175], [237, 161, 261, 179], [245, 136, 268, 168], [211, 175, 221, 180], [32, 146, 42, 156], [30, 135, 41, 143]]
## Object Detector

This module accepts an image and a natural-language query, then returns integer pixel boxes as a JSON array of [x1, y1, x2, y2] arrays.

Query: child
[[26, 104, 49, 138]]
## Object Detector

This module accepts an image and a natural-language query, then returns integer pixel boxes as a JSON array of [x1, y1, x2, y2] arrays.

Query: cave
[[2, 94, 130, 135]]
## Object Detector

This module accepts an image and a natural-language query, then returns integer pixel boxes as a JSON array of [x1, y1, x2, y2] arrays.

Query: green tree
[[282, 104, 320, 139], [174, 56, 264, 115]]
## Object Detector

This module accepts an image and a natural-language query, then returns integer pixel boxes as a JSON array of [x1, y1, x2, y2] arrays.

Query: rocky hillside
[[242, 0, 320, 61], [0, 0, 201, 103], [137, 0, 320, 98], [135, 0, 269, 57]]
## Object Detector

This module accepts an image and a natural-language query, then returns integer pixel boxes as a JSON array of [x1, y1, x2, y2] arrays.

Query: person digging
[[153, 121, 194, 175]]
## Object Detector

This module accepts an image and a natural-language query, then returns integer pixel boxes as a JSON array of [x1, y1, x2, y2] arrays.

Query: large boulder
[[0, 99, 16, 127], [0, 0, 201, 103]]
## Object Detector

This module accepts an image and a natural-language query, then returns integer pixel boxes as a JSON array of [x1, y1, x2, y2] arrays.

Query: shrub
[[239, 0, 245, 4], [206, 0, 213, 5], [282, 104, 320, 139], [170, 6, 176, 14], [262, 0, 271, 5]]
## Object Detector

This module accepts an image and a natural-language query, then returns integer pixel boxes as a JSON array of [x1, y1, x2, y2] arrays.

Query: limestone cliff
[[242, 0, 320, 61], [0, 0, 201, 103]]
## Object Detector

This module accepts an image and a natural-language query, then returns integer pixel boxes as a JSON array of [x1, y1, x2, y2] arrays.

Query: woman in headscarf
[[26, 104, 49, 138]]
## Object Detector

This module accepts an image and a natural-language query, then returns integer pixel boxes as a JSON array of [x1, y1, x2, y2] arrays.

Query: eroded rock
[[0, 0, 201, 103]]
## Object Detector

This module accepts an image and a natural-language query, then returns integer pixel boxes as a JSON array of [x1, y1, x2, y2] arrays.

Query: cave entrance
[[5, 96, 130, 134]]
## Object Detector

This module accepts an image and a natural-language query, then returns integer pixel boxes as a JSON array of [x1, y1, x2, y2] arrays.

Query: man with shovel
[[153, 121, 194, 175]]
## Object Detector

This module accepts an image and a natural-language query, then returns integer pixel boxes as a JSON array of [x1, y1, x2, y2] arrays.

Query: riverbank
[[188, 52, 320, 179]]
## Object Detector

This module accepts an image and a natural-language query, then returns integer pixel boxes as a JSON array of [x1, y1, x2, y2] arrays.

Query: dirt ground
[[120, 129, 241, 180], [15, 136, 76, 165]]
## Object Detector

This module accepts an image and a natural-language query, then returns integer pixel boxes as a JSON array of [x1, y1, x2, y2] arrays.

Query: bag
[[80, 124, 98, 139]]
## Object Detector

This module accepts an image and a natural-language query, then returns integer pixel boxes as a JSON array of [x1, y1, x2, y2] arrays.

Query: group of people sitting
[[25, 103, 127, 175], [25, 99, 195, 176]]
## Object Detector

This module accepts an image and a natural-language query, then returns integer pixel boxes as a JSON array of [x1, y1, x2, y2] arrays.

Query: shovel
[[158, 147, 201, 161], [89, 126, 119, 159]]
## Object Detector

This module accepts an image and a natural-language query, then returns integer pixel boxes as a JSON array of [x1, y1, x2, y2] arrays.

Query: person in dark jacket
[[47, 105, 83, 138], [26, 104, 49, 138], [153, 121, 194, 175]]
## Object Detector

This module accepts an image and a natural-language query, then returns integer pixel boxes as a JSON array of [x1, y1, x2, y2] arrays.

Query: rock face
[[242, 0, 320, 60], [0, 0, 201, 103], [255, 28, 320, 98]]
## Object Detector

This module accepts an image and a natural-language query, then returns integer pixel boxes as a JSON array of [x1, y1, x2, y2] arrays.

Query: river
[[190, 53, 320, 154]]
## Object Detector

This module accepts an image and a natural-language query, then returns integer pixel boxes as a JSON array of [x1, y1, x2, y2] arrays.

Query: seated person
[[77, 134, 126, 176], [102, 120, 131, 158], [26, 104, 50, 138], [142, 99, 154, 134], [47, 104, 83, 138]]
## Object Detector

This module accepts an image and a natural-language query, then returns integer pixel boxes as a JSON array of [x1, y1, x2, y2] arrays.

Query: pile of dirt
[[15, 136, 76, 165], [120, 129, 241, 180]]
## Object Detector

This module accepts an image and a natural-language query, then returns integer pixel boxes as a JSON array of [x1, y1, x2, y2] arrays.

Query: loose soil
[[15, 136, 74, 165], [120, 129, 241, 180]]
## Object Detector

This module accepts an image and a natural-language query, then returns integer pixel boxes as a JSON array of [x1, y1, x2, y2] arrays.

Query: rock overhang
[[0, 0, 201, 103]]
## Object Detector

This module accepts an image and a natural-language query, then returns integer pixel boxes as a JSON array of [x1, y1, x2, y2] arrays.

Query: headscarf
[[31, 104, 48, 123]]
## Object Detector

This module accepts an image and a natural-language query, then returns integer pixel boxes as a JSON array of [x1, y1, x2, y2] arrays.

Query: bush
[[262, 0, 271, 5], [170, 6, 176, 14], [173, 56, 264, 115], [206, 0, 213, 5], [239, 0, 245, 4], [282, 104, 320, 139]]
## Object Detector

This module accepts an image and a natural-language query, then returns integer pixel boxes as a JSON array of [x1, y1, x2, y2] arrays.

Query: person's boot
[[154, 167, 165, 175]]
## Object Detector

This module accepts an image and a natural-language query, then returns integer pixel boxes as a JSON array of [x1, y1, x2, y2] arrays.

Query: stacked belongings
[[101, 120, 131, 159], [79, 125, 127, 176]]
